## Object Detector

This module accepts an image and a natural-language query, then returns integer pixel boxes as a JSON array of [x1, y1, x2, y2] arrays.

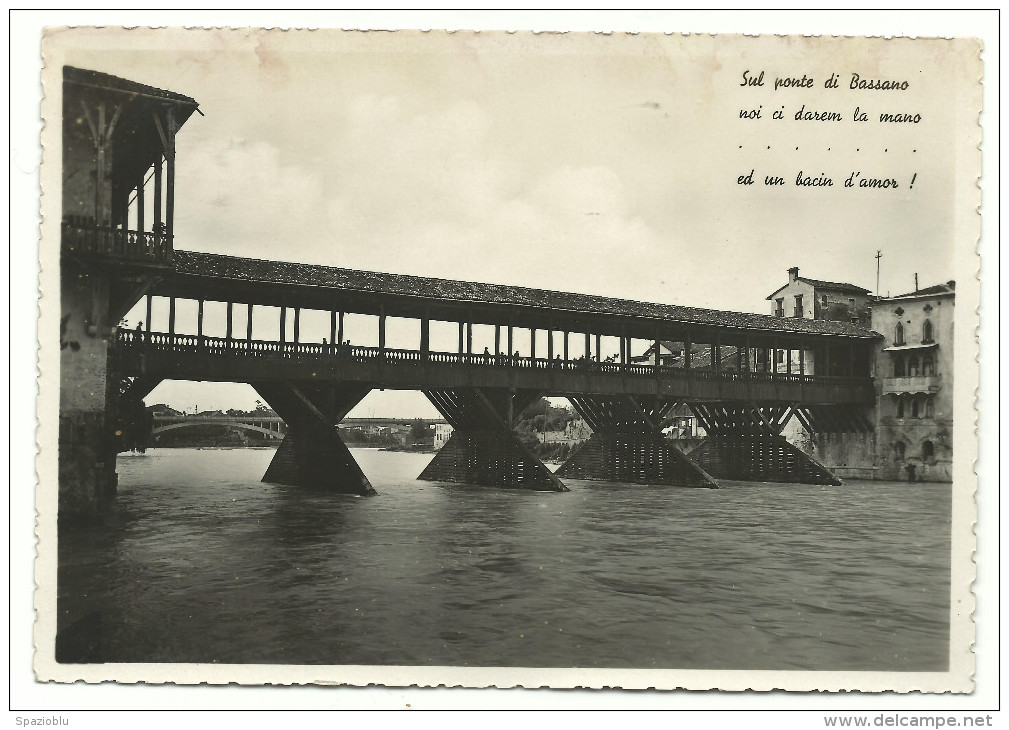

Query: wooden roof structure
[[157, 250, 880, 346]]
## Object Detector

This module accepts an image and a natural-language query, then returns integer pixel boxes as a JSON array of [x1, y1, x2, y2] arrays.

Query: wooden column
[[585, 331, 592, 361], [136, 173, 145, 236], [246, 303, 253, 344], [494, 325, 501, 357], [786, 346, 792, 374], [168, 297, 176, 344], [144, 294, 152, 334], [226, 301, 233, 349], [337, 311, 345, 346], [293, 307, 301, 344], [421, 316, 431, 361], [280, 306, 287, 345], [466, 319, 473, 360], [547, 329, 554, 361], [164, 107, 176, 243], [507, 324, 514, 363], [771, 338, 778, 377], [153, 157, 163, 231], [330, 311, 337, 351], [595, 334, 601, 362], [530, 328, 537, 360], [564, 330, 570, 362], [714, 332, 721, 372], [378, 309, 387, 356], [799, 345, 805, 376], [458, 322, 464, 354], [195, 299, 207, 343]]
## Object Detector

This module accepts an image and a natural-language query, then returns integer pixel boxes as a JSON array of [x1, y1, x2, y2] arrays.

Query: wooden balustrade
[[115, 327, 869, 391], [61, 223, 172, 261]]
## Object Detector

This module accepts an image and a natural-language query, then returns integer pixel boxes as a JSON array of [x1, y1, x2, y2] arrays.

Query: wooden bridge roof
[[165, 250, 879, 343]]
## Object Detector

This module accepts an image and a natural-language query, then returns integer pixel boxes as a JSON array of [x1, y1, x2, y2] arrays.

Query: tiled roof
[[798, 277, 872, 294], [64, 66, 199, 106], [172, 250, 878, 339], [885, 281, 955, 299]]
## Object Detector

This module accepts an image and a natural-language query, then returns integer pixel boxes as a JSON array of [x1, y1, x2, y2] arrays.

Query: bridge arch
[[151, 420, 285, 438]]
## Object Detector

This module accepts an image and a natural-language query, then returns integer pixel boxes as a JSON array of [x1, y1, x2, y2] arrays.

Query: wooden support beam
[[225, 301, 233, 343], [330, 310, 337, 349], [246, 303, 253, 343], [799, 345, 805, 375], [145, 294, 152, 334], [507, 324, 514, 362], [547, 328, 554, 361], [466, 319, 473, 357], [421, 316, 431, 359], [564, 330, 569, 362], [494, 324, 500, 357], [197, 299, 204, 345], [379, 311, 387, 355], [458, 321, 464, 354], [595, 333, 601, 362], [530, 328, 537, 360], [337, 311, 345, 346], [586, 331, 593, 361], [279, 306, 286, 344], [293, 307, 301, 344]]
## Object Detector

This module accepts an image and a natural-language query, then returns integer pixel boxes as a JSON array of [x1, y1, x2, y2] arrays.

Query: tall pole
[[875, 250, 882, 296]]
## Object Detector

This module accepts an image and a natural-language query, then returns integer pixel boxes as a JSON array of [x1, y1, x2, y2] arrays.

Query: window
[[925, 398, 935, 418], [922, 319, 934, 344], [896, 396, 904, 418], [908, 355, 920, 377], [922, 352, 935, 376], [776, 349, 784, 364], [894, 441, 906, 460], [911, 398, 920, 418], [922, 440, 935, 461], [794, 294, 804, 318], [893, 355, 906, 377], [894, 322, 906, 346], [774, 298, 784, 317]]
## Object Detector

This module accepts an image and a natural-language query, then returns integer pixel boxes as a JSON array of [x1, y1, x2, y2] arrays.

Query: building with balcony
[[765, 266, 873, 376], [871, 281, 955, 481]]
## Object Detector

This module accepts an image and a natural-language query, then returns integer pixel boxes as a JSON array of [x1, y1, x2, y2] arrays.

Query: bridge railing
[[62, 223, 173, 262], [116, 328, 867, 390]]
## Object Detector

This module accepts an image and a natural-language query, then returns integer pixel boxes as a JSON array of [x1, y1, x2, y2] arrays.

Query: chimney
[[787, 266, 799, 282]]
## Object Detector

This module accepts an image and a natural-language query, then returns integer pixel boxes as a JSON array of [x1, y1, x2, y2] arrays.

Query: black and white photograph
[[33, 25, 980, 693]]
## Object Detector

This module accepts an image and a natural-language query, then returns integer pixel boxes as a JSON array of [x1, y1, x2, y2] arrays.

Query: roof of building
[[171, 250, 878, 339], [766, 276, 872, 300], [882, 281, 956, 300], [64, 66, 199, 107]]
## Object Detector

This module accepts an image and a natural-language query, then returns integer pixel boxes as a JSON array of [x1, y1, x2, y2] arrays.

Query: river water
[[58, 448, 950, 670]]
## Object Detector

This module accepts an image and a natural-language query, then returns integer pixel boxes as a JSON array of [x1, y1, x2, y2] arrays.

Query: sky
[[58, 29, 965, 415]]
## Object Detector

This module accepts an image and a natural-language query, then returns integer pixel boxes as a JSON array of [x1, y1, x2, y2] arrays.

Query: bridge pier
[[252, 381, 377, 496], [557, 396, 718, 488], [419, 388, 567, 491], [686, 403, 842, 485]]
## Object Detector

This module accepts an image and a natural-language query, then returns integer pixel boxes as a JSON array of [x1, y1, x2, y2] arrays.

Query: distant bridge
[[149, 414, 447, 438]]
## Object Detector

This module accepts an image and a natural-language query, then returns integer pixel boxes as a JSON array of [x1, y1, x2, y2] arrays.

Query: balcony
[[61, 223, 172, 263], [881, 375, 941, 395]]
